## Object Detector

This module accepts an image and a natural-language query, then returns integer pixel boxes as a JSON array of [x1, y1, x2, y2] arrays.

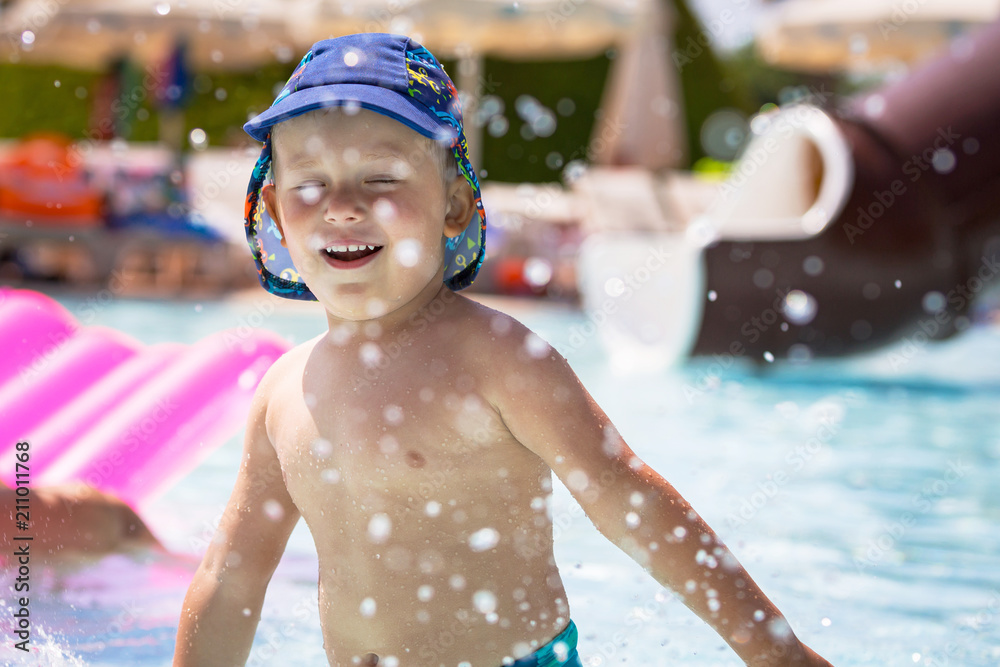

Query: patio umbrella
[[588, 0, 687, 170], [285, 0, 658, 167], [286, 0, 656, 60], [0, 0, 298, 70], [756, 0, 1000, 73]]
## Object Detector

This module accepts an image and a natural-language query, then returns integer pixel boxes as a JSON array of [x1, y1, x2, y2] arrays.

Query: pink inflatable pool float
[[0, 288, 289, 507]]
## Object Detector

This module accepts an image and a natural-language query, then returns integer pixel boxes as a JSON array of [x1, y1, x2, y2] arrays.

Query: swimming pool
[[2, 289, 999, 666]]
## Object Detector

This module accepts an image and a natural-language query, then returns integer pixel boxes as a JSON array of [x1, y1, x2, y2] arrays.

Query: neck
[[321, 276, 456, 347]]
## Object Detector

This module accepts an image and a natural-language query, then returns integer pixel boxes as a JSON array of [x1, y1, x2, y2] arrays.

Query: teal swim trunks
[[508, 620, 582, 667]]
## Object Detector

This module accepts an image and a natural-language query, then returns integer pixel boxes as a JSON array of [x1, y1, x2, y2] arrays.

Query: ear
[[261, 183, 287, 248], [443, 175, 476, 239]]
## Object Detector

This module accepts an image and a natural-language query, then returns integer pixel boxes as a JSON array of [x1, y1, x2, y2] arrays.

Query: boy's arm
[[173, 378, 300, 667], [489, 340, 831, 667]]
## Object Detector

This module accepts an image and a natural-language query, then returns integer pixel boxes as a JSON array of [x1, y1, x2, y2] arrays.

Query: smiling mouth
[[323, 244, 383, 262]]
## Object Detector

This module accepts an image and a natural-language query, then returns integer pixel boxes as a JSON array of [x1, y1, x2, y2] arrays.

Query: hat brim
[[243, 83, 459, 144]]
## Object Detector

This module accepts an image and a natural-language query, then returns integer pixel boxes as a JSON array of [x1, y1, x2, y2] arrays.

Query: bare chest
[[269, 354, 526, 528]]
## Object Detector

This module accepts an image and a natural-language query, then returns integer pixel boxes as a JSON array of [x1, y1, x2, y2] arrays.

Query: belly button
[[405, 450, 426, 468], [361, 652, 379, 665]]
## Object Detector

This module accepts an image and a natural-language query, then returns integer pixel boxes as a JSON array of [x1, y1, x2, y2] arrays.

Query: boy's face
[[262, 107, 474, 322]]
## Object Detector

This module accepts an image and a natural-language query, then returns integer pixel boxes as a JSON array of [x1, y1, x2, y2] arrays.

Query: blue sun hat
[[242, 32, 487, 300]]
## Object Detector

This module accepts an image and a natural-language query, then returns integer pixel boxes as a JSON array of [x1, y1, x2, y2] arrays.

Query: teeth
[[325, 244, 379, 253]]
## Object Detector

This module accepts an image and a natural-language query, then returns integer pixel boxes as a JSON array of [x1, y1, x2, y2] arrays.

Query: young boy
[[174, 33, 832, 667]]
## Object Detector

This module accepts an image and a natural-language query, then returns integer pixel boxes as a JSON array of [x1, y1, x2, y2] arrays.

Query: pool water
[[2, 290, 999, 666]]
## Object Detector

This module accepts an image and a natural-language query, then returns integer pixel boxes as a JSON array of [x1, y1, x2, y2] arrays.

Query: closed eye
[[294, 183, 325, 205]]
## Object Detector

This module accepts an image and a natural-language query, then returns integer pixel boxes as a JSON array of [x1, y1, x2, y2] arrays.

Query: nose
[[323, 186, 366, 224]]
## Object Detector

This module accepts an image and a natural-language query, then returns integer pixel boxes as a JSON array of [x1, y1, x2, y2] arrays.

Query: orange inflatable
[[0, 133, 104, 224]]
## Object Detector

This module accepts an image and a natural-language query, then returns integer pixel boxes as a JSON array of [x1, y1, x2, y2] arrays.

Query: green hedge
[[0, 55, 610, 184]]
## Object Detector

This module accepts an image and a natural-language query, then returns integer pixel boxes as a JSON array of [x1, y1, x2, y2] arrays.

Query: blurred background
[[2, 0, 1000, 362], [2, 2, 1000, 666]]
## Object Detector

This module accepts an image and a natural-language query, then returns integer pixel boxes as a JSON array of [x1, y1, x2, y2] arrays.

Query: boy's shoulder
[[441, 293, 541, 355], [437, 295, 569, 391], [251, 333, 323, 402]]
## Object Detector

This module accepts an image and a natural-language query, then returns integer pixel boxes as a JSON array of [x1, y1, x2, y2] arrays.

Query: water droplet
[[862, 282, 880, 300], [781, 290, 818, 325], [473, 589, 497, 614], [566, 470, 589, 492], [802, 255, 825, 276], [523, 332, 550, 359], [321, 468, 341, 484], [383, 404, 404, 424], [296, 184, 322, 206], [311, 438, 333, 459], [488, 116, 509, 137], [922, 291, 946, 313], [850, 320, 872, 341], [894, 279, 902, 288], [417, 585, 434, 601], [523, 257, 552, 287], [625, 512, 640, 528], [931, 148, 956, 174], [768, 617, 793, 640], [763, 351, 775, 363], [394, 238, 421, 267], [262, 499, 284, 521], [753, 268, 774, 289], [753, 609, 766, 622], [629, 492, 644, 507], [605, 277, 626, 297], [863, 94, 886, 118], [344, 50, 359, 66], [368, 514, 392, 543], [359, 341, 383, 368], [469, 527, 500, 551], [360, 597, 376, 616], [379, 435, 400, 456], [425, 501, 441, 517], [189, 128, 208, 149], [673, 526, 687, 539], [707, 290, 717, 302], [449, 574, 466, 590]]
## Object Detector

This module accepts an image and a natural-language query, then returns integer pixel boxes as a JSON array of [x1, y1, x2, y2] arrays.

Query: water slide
[[578, 20, 1000, 368]]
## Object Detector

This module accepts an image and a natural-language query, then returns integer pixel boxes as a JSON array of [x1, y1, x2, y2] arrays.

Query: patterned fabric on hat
[[242, 37, 486, 301]]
